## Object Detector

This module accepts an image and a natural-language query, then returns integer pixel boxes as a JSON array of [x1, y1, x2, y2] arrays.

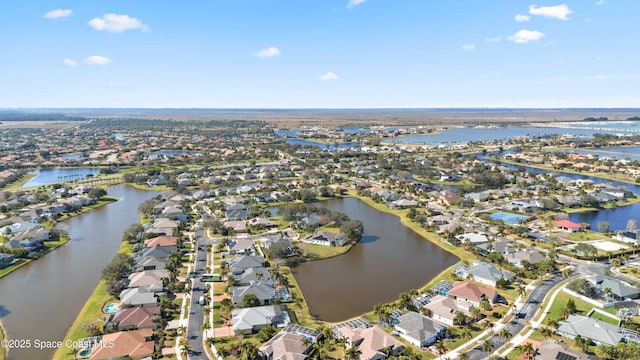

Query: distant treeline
[[628, 116, 640, 121], [0, 112, 87, 121], [583, 116, 608, 121]]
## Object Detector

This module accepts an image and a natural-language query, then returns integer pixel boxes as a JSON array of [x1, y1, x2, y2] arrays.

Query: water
[[485, 154, 640, 232], [557, 146, 640, 161], [570, 121, 640, 132], [285, 139, 362, 150], [291, 197, 459, 322], [0, 185, 158, 360], [388, 127, 626, 145], [22, 168, 101, 188]]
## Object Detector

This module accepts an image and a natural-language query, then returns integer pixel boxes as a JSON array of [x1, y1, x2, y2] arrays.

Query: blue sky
[[0, 1, 637, 108]]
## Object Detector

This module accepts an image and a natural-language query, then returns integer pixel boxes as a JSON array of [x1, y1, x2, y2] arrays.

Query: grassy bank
[[0, 173, 37, 191], [0, 321, 6, 360], [0, 233, 70, 279], [51, 241, 132, 360]]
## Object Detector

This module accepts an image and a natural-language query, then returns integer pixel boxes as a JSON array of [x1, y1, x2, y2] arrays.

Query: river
[[291, 197, 459, 322], [0, 185, 158, 360]]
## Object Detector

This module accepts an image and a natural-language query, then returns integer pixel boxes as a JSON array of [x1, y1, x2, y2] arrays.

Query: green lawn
[[543, 291, 616, 325], [298, 242, 351, 260], [0, 259, 31, 279]]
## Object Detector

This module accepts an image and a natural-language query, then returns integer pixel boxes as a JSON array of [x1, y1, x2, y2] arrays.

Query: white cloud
[[529, 4, 573, 20], [320, 71, 339, 81], [508, 29, 545, 44], [596, 0, 607, 5], [84, 56, 112, 65], [515, 14, 531, 22], [462, 44, 476, 52], [88, 13, 149, 32], [485, 36, 502, 43], [347, 0, 366, 9], [63, 59, 77, 67], [44, 9, 72, 19], [254, 47, 281, 58], [586, 74, 607, 80]]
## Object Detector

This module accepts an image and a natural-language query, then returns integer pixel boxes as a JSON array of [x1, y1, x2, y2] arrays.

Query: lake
[[389, 127, 626, 144], [0, 185, 158, 360], [285, 139, 362, 151], [291, 197, 459, 322], [22, 168, 101, 188]]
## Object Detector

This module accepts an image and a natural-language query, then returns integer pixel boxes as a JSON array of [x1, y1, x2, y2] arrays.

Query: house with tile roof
[[423, 295, 473, 326], [447, 281, 498, 307], [106, 306, 161, 332], [337, 325, 404, 360], [89, 328, 155, 360], [259, 331, 312, 360]]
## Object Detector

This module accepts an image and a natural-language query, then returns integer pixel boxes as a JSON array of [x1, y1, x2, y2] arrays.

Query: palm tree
[[179, 338, 191, 357], [540, 327, 554, 338], [301, 336, 312, 350], [434, 339, 447, 355], [459, 351, 470, 360], [345, 345, 362, 360], [239, 341, 259, 359], [518, 285, 526, 297], [481, 340, 495, 353], [498, 328, 511, 341], [461, 327, 473, 342], [521, 342, 535, 359]]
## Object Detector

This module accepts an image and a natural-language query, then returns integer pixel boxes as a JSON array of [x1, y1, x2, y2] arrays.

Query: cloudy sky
[[0, 1, 637, 108]]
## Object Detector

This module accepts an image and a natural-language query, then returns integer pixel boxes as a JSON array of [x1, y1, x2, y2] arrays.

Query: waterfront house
[[89, 328, 155, 360], [455, 233, 489, 245], [394, 312, 446, 347], [144, 236, 178, 248], [423, 295, 473, 326], [554, 220, 582, 232], [106, 306, 161, 332], [387, 198, 419, 209], [230, 281, 277, 307], [262, 236, 295, 256], [231, 305, 286, 335], [301, 231, 346, 247], [259, 331, 312, 360], [337, 325, 405, 360], [119, 287, 160, 307], [447, 281, 498, 307], [557, 314, 624, 346], [248, 217, 279, 230], [463, 261, 514, 287], [127, 270, 169, 288], [0, 253, 16, 269]]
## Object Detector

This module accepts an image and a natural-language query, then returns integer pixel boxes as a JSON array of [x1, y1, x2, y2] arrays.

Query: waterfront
[[22, 168, 101, 188], [291, 197, 459, 322], [0, 185, 158, 360]]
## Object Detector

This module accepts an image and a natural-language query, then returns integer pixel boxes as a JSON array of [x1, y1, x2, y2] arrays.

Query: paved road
[[186, 223, 209, 359]]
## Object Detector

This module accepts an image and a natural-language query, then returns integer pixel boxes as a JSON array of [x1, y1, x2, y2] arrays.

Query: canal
[[291, 197, 459, 322], [0, 185, 158, 360]]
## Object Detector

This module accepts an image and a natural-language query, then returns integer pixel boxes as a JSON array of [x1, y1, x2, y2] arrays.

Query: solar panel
[[555, 352, 577, 360]]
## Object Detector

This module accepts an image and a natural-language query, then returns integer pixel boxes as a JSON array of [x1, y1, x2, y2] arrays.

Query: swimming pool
[[103, 303, 118, 314], [490, 212, 528, 224]]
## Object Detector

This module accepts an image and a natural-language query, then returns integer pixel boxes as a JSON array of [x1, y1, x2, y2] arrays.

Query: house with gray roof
[[506, 250, 547, 268], [0, 253, 16, 269], [465, 261, 514, 287], [230, 281, 276, 307], [557, 314, 624, 346], [394, 311, 446, 347], [233, 267, 272, 286], [226, 255, 266, 275], [231, 305, 287, 335], [119, 287, 160, 307], [586, 275, 640, 301]]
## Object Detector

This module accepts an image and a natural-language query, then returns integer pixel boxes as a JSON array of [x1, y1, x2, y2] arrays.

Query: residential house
[[230, 281, 276, 307], [234, 267, 272, 286], [262, 236, 295, 256], [106, 306, 161, 332], [226, 256, 266, 275], [259, 331, 312, 360], [301, 231, 345, 247], [144, 236, 178, 248], [228, 238, 255, 255], [146, 218, 180, 236], [119, 287, 160, 307], [231, 305, 286, 335], [0, 253, 16, 269], [447, 281, 498, 307], [387, 199, 419, 209], [534, 339, 594, 360], [455, 233, 490, 245], [557, 314, 624, 346], [554, 220, 582, 232], [423, 295, 473, 326], [586, 275, 640, 301], [89, 328, 155, 360], [127, 270, 169, 288], [394, 312, 446, 347], [248, 217, 279, 230], [506, 250, 548, 268], [463, 261, 514, 287], [224, 220, 247, 234], [337, 325, 405, 360]]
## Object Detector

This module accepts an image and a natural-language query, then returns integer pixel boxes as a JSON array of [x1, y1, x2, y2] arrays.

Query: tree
[[434, 340, 447, 355], [239, 341, 259, 359], [520, 342, 535, 359], [461, 327, 473, 342], [498, 328, 511, 341], [179, 338, 191, 357], [340, 220, 364, 244], [575, 335, 591, 353], [459, 351, 470, 360], [242, 293, 260, 308], [540, 327, 554, 338], [257, 326, 277, 342], [88, 187, 107, 200], [481, 340, 495, 353], [598, 221, 611, 234], [454, 311, 468, 327], [345, 346, 362, 360]]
